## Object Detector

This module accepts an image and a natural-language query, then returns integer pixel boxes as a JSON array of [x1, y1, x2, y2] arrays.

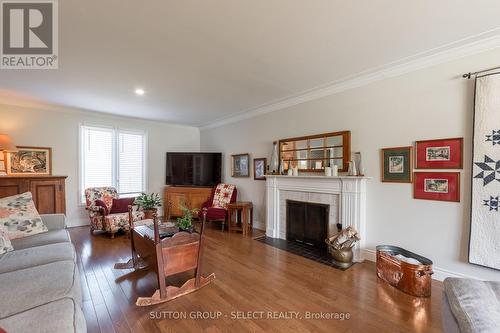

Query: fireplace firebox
[[286, 200, 329, 248]]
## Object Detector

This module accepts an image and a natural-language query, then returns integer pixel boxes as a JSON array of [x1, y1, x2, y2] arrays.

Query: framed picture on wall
[[254, 158, 266, 180], [413, 172, 460, 202], [415, 137, 463, 169], [6, 146, 52, 176], [381, 146, 413, 183], [231, 153, 250, 177]]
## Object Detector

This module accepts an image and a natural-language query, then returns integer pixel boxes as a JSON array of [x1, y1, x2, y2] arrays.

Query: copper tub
[[376, 245, 433, 297]]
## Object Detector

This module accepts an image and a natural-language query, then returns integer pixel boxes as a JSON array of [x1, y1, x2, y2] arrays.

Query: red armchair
[[199, 184, 237, 231]]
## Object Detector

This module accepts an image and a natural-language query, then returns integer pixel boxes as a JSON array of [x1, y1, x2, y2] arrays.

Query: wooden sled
[[136, 273, 216, 306]]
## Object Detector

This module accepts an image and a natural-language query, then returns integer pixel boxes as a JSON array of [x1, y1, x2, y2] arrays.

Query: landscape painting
[[388, 156, 404, 173], [416, 138, 462, 168], [426, 146, 450, 161], [424, 178, 449, 193]]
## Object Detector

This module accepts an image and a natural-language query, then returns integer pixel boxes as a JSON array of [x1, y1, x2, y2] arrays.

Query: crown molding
[[200, 29, 500, 131], [0, 96, 196, 129]]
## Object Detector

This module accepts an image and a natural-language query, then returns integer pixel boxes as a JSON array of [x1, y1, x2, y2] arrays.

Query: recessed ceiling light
[[135, 88, 145, 96]]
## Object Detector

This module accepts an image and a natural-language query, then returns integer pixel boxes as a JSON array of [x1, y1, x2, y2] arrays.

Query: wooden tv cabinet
[[164, 186, 213, 218], [0, 176, 67, 214]]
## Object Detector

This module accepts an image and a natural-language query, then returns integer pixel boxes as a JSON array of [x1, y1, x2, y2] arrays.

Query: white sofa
[[0, 214, 86, 333]]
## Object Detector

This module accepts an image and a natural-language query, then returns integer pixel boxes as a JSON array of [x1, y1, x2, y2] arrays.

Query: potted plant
[[134, 193, 162, 219], [175, 201, 199, 233]]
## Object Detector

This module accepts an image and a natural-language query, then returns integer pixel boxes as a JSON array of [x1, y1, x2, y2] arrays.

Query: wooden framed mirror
[[279, 131, 351, 173]]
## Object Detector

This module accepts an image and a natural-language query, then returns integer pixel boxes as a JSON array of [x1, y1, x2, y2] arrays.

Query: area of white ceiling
[[1, 0, 500, 126]]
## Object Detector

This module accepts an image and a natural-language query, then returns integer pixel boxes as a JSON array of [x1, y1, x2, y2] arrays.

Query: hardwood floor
[[69, 225, 444, 333]]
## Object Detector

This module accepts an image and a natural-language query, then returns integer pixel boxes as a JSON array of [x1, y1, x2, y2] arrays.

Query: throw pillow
[[110, 197, 135, 214], [0, 192, 47, 240], [0, 229, 13, 255], [94, 199, 109, 216]]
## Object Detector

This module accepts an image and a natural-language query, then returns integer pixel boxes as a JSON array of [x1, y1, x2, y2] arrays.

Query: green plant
[[175, 201, 199, 230], [134, 193, 162, 210]]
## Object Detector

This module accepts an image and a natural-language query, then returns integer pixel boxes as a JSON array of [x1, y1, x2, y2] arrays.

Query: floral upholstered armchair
[[85, 187, 145, 238]]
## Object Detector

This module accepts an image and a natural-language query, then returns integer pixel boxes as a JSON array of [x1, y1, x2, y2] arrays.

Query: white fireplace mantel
[[265, 175, 369, 261]]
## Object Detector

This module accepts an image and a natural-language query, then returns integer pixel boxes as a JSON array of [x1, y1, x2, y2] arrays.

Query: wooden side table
[[227, 201, 253, 236]]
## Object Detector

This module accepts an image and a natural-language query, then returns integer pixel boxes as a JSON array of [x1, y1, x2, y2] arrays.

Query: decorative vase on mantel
[[347, 160, 358, 176], [270, 141, 279, 174], [353, 152, 364, 176], [279, 159, 284, 175]]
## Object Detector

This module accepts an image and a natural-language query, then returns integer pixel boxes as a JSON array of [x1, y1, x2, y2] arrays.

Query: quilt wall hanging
[[470, 73, 500, 270]]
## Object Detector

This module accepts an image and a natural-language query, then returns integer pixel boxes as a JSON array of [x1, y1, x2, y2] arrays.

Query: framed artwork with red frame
[[413, 172, 460, 202], [415, 137, 463, 169]]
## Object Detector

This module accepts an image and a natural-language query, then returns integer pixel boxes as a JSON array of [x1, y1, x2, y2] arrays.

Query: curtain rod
[[463, 65, 500, 79]]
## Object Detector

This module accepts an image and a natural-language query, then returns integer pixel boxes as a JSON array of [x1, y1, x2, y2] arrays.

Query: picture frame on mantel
[[6, 146, 52, 176], [231, 153, 250, 177], [254, 158, 266, 180], [381, 146, 413, 183]]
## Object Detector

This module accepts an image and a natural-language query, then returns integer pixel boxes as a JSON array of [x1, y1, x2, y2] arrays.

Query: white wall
[[200, 48, 500, 281], [0, 104, 200, 227]]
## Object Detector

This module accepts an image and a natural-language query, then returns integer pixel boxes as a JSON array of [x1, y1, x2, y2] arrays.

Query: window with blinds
[[80, 125, 146, 202], [118, 131, 145, 196]]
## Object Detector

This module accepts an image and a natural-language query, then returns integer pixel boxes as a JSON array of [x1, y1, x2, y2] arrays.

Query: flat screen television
[[166, 152, 222, 186]]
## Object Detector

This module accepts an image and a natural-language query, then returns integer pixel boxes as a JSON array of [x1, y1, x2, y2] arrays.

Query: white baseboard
[[361, 249, 482, 282], [362, 249, 377, 262], [430, 267, 484, 281], [253, 220, 265, 231]]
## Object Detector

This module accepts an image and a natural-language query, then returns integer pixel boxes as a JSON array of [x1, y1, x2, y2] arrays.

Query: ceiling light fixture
[[135, 88, 145, 96]]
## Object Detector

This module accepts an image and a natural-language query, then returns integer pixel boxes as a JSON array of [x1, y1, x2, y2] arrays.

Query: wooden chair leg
[[156, 249, 167, 299], [249, 207, 253, 235], [242, 208, 247, 237]]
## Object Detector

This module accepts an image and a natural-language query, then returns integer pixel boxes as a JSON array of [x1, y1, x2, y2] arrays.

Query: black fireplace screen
[[286, 200, 328, 248]]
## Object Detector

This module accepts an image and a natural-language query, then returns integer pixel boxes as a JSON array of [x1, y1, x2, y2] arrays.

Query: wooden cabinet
[[0, 176, 67, 214], [164, 186, 213, 217], [168, 192, 188, 217]]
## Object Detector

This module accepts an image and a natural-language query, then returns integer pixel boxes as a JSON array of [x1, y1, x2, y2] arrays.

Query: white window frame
[[79, 123, 148, 204]]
